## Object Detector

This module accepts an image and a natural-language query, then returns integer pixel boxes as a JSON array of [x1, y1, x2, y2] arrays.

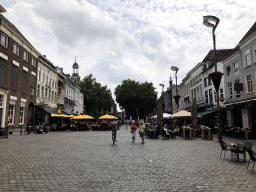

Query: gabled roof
[[0, 13, 34, 49], [239, 22, 256, 43], [202, 49, 235, 63]]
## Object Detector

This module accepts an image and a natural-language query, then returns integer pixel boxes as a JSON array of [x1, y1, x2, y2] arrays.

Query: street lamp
[[203, 15, 223, 142], [171, 66, 180, 113]]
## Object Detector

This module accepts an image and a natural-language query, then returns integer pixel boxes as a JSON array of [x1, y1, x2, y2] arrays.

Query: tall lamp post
[[171, 66, 180, 113], [203, 15, 223, 142]]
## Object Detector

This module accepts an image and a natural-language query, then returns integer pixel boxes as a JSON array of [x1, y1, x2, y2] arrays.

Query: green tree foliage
[[115, 79, 157, 118], [78, 74, 114, 114]]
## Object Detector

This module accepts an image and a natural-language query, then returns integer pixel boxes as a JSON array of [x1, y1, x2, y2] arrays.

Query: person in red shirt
[[131, 121, 137, 143]]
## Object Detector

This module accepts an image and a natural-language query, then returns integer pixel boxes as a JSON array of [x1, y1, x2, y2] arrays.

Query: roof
[[0, 5, 6, 12], [39, 55, 56, 70], [202, 49, 235, 63], [73, 62, 79, 68], [0, 13, 34, 49], [239, 22, 256, 43]]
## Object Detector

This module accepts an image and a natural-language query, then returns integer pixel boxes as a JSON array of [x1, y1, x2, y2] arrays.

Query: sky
[[1, 0, 256, 111]]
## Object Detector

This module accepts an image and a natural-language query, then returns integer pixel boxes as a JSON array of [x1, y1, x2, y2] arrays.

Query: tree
[[78, 74, 114, 115], [115, 79, 157, 118]]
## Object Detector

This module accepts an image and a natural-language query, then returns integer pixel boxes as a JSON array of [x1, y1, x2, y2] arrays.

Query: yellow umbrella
[[51, 114, 68, 118], [73, 115, 94, 120], [98, 114, 118, 119], [67, 115, 76, 118], [51, 114, 68, 125]]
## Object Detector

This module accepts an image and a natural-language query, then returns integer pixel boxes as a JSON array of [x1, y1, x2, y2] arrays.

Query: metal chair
[[247, 148, 256, 172], [219, 140, 233, 159], [244, 142, 253, 151]]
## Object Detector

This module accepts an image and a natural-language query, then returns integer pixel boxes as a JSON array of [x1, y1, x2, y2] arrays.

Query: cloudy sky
[[1, 0, 256, 111]]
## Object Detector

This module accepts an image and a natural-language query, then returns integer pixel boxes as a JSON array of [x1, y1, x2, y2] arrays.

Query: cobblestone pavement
[[1, 125, 256, 192]]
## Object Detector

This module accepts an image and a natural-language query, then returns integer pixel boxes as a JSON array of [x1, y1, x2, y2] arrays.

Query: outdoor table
[[182, 127, 194, 140], [230, 143, 246, 161], [202, 127, 212, 140]]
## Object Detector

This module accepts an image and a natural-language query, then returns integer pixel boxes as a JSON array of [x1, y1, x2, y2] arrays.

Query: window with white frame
[[209, 89, 213, 103], [49, 76, 51, 86], [32, 57, 36, 67], [204, 77, 207, 87], [233, 61, 239, 75], [52, 78, 54, 88], [41, 86, 44, 99], [42, 69, 45, 82], [45, 88, 48, 99], [48, 89, 51, 101], [55, 92, 57, 102], [227, 82, 233, 99], [208, 76, 212, 85], [23, 51, 28, 62], [246, 74, 253, 92], [227, 66, 231, 77], [234, 79, 241, 98], [1, 33, 8, 48], [37, 85, 40, 97], [205, 90, 208, 104], [244, 48, 251, 67], [38, 67, 41, 81], [13, 43, 19, 55], [45, 72, 48, 84], [220, 88, 223, 99], [19, 107, 25, 124], [8, 104, 15, 125], [52, 91, 54, 102]]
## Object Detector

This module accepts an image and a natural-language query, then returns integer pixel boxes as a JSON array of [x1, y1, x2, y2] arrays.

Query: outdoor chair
[[247, 148, 256, 172], [244, 142, 253, 151], [219, 140, 233, 159], [162, 130, 170, 140], [232, 145, 246, 161]]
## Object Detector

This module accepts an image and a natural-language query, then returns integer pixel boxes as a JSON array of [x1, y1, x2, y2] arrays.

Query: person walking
[[139, 121, 146, 144], [131, 121, 137, 143]]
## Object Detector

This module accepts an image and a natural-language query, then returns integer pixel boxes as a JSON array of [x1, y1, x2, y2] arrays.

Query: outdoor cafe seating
[[224, 127, 252, 139], [220, 140, 253, 162], [146, 128, 159, 139], [201, 126, 212, 140], [182, 126, 194, 140]]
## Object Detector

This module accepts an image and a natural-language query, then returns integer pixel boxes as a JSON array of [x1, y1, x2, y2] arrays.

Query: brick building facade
[[0, 13, 40, 129]]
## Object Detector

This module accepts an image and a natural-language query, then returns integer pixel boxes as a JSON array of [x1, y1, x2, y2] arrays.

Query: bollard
[[20, 126, 23, 136], [34, 124, 36, 134]]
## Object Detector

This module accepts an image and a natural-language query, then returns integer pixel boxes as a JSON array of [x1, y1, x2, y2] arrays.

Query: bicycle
[[0, 128, 8, 138], [24, 126, 31, 135], [112, 130, 116, 145]]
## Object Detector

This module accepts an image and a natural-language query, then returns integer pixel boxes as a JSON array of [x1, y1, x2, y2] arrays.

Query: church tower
[[169, 75, 173, 87], [71, 56, 80, 85]]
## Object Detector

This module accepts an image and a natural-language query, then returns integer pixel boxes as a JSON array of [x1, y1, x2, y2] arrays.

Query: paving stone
[[1, 125, 256, 191]]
